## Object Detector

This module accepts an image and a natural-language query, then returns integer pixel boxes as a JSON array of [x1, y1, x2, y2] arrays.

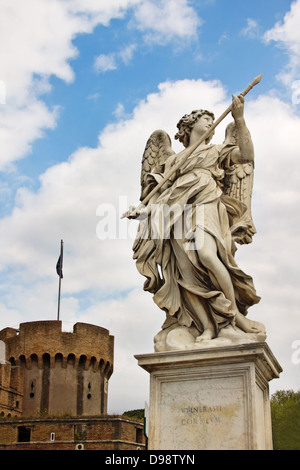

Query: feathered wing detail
[[223, 161, 256, 244], [132, 130, 175, 294], [140, 129, 175, 201], [220, 122, 256, 245], [133, 129, 175, 295]]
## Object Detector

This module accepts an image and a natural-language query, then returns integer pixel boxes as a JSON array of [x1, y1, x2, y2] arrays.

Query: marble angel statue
[[125, 93, 266, 351]]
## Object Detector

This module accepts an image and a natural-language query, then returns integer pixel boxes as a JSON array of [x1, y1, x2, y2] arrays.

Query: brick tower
[[0, 321, 114, 417]]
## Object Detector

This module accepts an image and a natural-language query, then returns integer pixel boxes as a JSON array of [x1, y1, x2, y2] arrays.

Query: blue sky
[[9, 0, 291, 183], [0, 0, 300, 413]]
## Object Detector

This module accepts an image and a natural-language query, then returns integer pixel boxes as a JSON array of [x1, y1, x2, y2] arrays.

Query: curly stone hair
[[175, 109, 215, 148]]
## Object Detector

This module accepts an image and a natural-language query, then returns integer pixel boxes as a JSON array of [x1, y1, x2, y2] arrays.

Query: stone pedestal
[[136, 342, 282, 450]]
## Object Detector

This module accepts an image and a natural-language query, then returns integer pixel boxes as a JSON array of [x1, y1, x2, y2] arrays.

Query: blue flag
[[56, 254, 63, 279]]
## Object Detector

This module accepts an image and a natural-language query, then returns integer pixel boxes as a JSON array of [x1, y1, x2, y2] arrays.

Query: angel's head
[[175, 109, 215, 148]]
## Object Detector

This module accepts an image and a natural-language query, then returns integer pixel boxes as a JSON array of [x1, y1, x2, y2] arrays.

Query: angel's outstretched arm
[[230, 95, 254, 164]]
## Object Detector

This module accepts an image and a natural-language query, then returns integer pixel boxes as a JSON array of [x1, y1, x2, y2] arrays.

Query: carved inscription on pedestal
[[181, 405, 222, 426], [159, 375, 247, 450]]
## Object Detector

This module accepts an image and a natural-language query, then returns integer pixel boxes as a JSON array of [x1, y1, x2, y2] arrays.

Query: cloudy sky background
[[0, 0, 300, 413]]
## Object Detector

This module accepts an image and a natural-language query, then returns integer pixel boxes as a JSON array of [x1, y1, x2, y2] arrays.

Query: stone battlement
[[0, 320, 115, 417], [0, 321, 114, 376]]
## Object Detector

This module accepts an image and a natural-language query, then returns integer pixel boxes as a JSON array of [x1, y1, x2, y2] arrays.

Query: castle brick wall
[[0, 363, 23, 417], [0, 416, 145, 450]]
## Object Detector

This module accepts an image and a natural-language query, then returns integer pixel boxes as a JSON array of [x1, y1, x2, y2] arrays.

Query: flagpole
[[57, 239, 63, 321]]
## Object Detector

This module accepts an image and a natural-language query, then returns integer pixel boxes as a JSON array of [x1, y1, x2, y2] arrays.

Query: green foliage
[[271, 389, 300, 450], [122, 409, 144, 422]]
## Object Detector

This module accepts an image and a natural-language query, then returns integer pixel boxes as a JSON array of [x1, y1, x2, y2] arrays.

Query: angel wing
[[140, 129, 175, 201], [223, 162, 256, 244], [132, 130, 174, 294], [221, 122, 256, 245]]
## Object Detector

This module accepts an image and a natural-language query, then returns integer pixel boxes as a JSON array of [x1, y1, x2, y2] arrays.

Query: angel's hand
[[231, 94, 244, 121], [121, 205, 148, 220], [121, 205, 138, 219]]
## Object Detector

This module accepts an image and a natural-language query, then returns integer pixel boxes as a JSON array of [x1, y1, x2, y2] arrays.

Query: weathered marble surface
[[136, 343, 282, 450], [154, 322, 266, 352]]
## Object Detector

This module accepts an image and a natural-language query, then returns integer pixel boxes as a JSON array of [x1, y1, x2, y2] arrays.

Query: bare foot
[[195, 328, 214, 342], [236, 312, 265, 334]]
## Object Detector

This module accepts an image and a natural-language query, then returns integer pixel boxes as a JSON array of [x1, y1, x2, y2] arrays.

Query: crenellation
[[0, 320, 114, 418]]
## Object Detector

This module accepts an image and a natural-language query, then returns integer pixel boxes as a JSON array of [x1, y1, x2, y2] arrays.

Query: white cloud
[[65, 0, 140, 25], [240, 18, 261, 39], [264, 0, 300, 86], [119, 43, 137, 65], [94, 44, 137, 74], [113, 103, 127, 119], [94, 53, 118, 73], [0, 78, 299, 409], [0, 100, 59, 170], [87, 92, 101, 101], [132, 0, 201, 44]]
